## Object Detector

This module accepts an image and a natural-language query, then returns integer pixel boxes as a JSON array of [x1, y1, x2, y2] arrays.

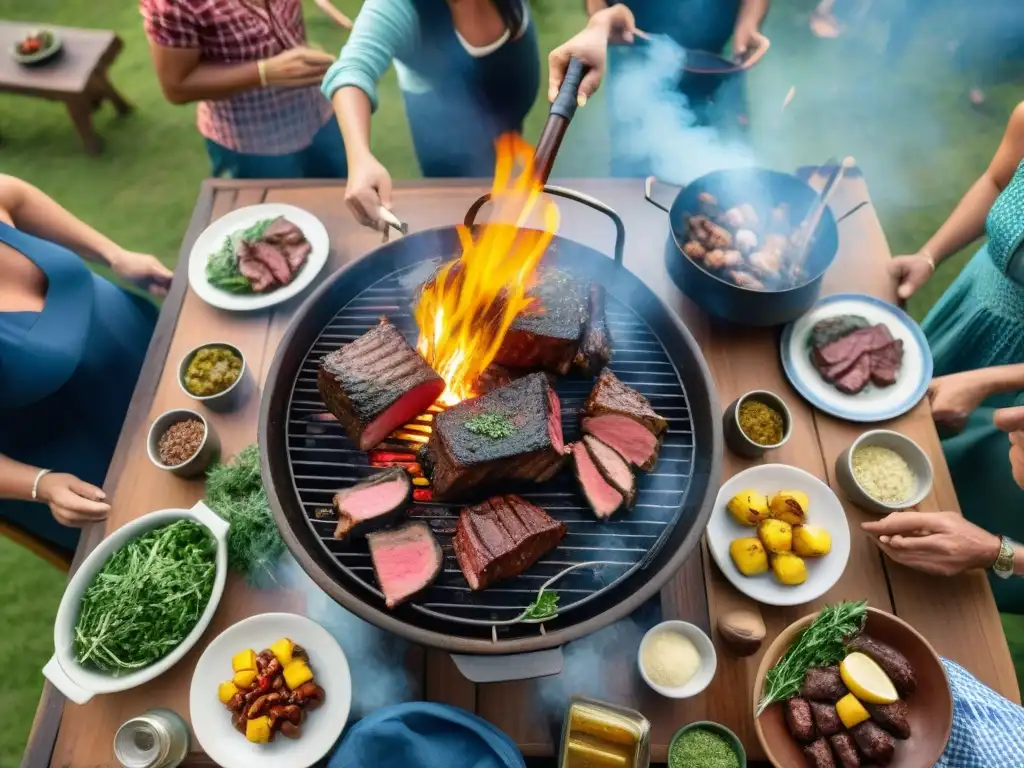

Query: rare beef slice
[[333, 468, 412, 540], [581, 368, 667, 470], [318, 319, 445, 451], [366, 521, 443, 609]]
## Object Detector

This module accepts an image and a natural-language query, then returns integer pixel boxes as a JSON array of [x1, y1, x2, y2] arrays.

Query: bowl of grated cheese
[[638, 620, 717, 699], [836, 430, 933, 514]]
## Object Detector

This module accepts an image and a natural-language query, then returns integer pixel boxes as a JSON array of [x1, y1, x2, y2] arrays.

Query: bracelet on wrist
[[32, 468, 52, 501], [920, 250, 937, 272]]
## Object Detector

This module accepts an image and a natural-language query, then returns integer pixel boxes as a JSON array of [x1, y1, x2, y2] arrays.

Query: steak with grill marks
[[422, 373, 567, 500], [573, 283, 612, 376], [453, 495, 566, 590], [494, 267, 588, 375], [318, 320, 445, 451], [584, 368, 668, 437]]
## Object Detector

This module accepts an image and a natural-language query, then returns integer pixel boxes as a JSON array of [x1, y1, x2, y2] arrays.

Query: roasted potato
[[232, 669, 258, 689], [727, 490, 770, 526], [218, 681, 240, 704], [770, 490, 809, 526], [246, 715, 272, 744], [758, 518, 793, 553], [683, 241, 706, 261], [283, 659, 314, 690], [232, 649, 256, 673], [721, 249, 743, 267], [793, 525, 832, 558], [705, 249, 727, 269], [772, 552, 808, 585], [730, 537, 769, 576], [270, 638, 295, 666]]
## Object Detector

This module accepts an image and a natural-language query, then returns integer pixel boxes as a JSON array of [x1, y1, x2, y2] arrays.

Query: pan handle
[[643, 175, 681, 214], [450, 647, 564, 683], [464, 185, 625, 267]]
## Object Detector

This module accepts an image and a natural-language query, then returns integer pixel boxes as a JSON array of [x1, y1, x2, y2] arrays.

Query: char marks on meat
[[494, 267, 588, 375], [571, 441, 623, 519], [784, 697, 816, 743], [572, 283, 612, 376], [582, 416, 661, 471], [263, 216, 305, 246], [809, 320, 904, 395], [423, 373, 566, 500], [850, 721, 895, 767], [800, 666, 848, 702], [366, 521, 443, 608], [803, 737, 837, 768], [866, 700, 910, 740], [583, 435, 636, 508], [318, 320, 445, 451], [809, 701, 843, 737], [584, 368, 668, 437], [453, 495, 566, 590], [845, 635, 917, 697], [828, 732, 861, 768], [332, 468, 412, 540]]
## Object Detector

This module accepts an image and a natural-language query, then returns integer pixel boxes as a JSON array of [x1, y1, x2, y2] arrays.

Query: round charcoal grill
[[260, 188, 723, 659]]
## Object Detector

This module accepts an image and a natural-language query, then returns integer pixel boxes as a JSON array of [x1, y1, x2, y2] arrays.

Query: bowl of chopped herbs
[[668, 721, 746, 768], [43, 501, 229, 704], [724, 390, 792, 459]]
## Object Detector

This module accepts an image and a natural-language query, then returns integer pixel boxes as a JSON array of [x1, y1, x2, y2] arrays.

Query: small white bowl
[[835, 429, 934, 515], [637, 620, 717, 699], [178, 341, 249, 412]]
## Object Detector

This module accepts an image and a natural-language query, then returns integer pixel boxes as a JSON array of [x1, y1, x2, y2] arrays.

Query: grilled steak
[[423, 373, 566, 500], [572, 283, 612, 376], [366, 521, 443, 608], [494, 267, 588, 375], [810, 323, 903, 394], [829, 732, 861, 768], [249, 240, 293, 285], [845, 635, 916, 697], [318, 320, 445, 451], [453, 495, 566, 590], [809, 701, 843, 737], [582, 415, 661, 471], [834, 353, 872, 395], [866, 700, 910, 739], [850, 721, 895, 766], [332, 468, 412, 540], [571, 441, 623, 519], [262, 216, 305, 246], [584, 368, 668, 437], [800, 666, 848, 702], [803, 738, 837, 768], [784, 697, 816, 743], [813, 325, 893, 369], [236, 242, 275, 292], [870, 339, 904, 387], [582, 435, 636, 509]]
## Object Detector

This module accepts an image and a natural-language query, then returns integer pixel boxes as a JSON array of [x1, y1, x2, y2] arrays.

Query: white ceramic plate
[[188, 204, 330, 312], [706, 464, 851, 607], [780, 293, 932, 422], [190, 612, 352, 768]]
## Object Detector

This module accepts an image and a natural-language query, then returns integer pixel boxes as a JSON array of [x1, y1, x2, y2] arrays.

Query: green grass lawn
[[0, 0, 1021, 763]]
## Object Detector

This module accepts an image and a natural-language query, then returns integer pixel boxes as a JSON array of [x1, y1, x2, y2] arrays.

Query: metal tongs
[[789, 156, 855, 272], [378, 205, 408, 243]]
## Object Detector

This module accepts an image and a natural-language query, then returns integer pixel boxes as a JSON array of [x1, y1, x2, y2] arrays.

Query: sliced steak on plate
[[333, 467, 412, 540], [583, 435, 635, 509], [834, 353, 872, 395], [584, 368, 668, 438], [812, 325, 894, 369], [366, 521, 443, 608], [571, 441, 624, 519], [318, 319, 445, 451], [282, 240, 312, 272], [236, 241, 276, 292], [453, 494, 566, 590], [493, 266, 588, 375], [262, 216, 305, 246], [249, 240, 293, 285], [422, 372, 567, 500], [572, 283, 612, 376], [869, 339, 904, 387]]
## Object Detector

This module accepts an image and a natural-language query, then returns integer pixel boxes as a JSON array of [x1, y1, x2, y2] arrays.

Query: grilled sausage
[[828, 732, 861, 768], [867, 700, 911, 739], [851, 721, 896, 766], [784, 697, 816, 743], [800, 666, 849, 702], [809, 701, 843, 737], [803, 737, 837, 768], [846, 635, 917, 697]]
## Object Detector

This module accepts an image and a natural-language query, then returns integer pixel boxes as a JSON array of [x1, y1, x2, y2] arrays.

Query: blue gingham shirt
[[937, 659, 1024, 768]]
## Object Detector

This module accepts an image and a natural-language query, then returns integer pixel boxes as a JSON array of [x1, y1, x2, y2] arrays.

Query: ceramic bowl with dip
[[723, 390, 792, 459], [178, 341, 249, 412], [638, 620, 717, 699], [835, 430, 933, 514], [147, 409, 220, 478], [668, 721, 746, 768]]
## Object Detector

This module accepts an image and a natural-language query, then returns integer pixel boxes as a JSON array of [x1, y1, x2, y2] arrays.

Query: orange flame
[[415, 133, 559, 405]]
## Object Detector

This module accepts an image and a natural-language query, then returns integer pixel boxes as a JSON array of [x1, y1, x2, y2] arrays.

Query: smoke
[[276, 554, 416, 718]]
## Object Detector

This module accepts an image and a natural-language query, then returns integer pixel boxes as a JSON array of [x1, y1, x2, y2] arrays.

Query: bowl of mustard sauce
[[178, 341, 248, 411]]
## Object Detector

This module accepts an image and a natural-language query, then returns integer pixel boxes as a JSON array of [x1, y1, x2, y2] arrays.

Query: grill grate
[[284, 266, 695, 630]]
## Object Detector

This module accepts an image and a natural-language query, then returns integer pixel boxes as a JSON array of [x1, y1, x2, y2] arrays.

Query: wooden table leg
[[65, 97, 101, 155], [98, 72, 132, 116]]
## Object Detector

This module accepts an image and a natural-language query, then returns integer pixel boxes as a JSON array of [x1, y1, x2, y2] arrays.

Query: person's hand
[[547, 5, 637, 106], [732, 21, 766, 58], [889, 252, 935, 301], [862, 511, 1001, 577], [927, 370, 991, 432], [109, 250, 173, 297], [345, 153, 393, 231], [995, 405, 1024, 489], [36, 472, 110, 528], [262, 47, 336, 87]]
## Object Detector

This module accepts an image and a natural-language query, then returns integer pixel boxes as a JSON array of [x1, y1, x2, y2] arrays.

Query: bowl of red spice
[[147, 409, 220, 478], [723, 390, 792, 459]]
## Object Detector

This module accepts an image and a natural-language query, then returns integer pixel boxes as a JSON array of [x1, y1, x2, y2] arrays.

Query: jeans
[[205, 115, 348, 179]]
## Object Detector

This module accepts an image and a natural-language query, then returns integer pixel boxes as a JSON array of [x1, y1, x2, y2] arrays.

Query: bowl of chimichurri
[[668, 722, 745, 768], [178, 342, 248, 411]]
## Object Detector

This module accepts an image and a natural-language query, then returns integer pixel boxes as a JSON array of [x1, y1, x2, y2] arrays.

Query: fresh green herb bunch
[[756, 600, 867, 715], [205, 218, 275, 294], [205, 444, 284, 582], [74, 520, 216, 674], [522, 589, 559, 620], [465, 412, 517, 439]]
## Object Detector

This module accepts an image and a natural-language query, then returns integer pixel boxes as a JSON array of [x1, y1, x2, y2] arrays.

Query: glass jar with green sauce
[[184, 346, 242, 397]]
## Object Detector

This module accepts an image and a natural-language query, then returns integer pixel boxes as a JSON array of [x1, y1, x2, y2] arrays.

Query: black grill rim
[[259, 225, 723, 655]]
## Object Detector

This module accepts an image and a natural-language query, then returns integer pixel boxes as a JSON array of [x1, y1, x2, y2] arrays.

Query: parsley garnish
[[465, 412, 517, 439]]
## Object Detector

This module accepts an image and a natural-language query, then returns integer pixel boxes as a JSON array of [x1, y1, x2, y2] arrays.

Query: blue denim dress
[[0, 222, 155, 552]]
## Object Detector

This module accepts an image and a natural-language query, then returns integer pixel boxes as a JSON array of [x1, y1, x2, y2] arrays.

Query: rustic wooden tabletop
[[25, 177, 1020, 768]]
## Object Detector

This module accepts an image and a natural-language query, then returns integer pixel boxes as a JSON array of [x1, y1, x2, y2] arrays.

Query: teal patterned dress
[[922, 159, 1024, 614]]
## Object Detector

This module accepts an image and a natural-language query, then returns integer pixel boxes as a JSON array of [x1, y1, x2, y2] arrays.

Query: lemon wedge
[[835, 692, 871, 729], [840, 652, 899, 704]]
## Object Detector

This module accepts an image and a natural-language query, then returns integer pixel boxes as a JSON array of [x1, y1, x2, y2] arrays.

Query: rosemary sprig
[[522, 589, 559, 620], [756, 600, 867, 716]]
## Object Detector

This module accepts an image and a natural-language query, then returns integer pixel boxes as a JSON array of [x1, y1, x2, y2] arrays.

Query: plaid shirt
[[141, 0, 333, 154]]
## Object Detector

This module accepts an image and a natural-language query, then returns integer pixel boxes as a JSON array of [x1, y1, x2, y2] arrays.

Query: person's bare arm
[[315, 0, 354, 29], [148, 42, 261, 104], [585, 0, 609, 15], [737, 0, 770, 29], [334, 86, 374, 163]]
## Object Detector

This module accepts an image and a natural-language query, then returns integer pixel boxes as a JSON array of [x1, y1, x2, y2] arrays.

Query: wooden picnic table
[[0, 22, 131, 154], [25, 176, 1020, 768]]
